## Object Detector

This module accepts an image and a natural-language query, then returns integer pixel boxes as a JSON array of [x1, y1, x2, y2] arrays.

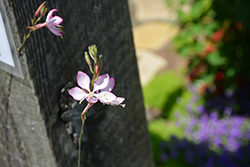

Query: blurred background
[[128, 0, 250, 166]]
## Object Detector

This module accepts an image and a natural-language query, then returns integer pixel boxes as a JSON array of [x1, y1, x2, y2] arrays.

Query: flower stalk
[[17, 1, 63, 52], [78, 103, 93, 167], [68, 45, 125, 167]]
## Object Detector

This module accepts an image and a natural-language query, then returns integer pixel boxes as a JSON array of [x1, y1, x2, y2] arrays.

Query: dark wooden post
[[0, 0, 154, 166]]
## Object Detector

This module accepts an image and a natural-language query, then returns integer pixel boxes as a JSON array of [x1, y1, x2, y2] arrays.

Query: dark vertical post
[[0, 0, 154, 166]]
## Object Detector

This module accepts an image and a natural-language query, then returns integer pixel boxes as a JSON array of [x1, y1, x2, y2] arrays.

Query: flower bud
[[85, 52, 93, 74], [35, 1, 46, 17], [88, 45, 98, 62], [40, 6, 47, 17], [97, 55, 103, 74]]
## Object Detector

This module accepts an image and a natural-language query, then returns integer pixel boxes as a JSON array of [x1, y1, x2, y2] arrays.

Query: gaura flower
[[68, 71, 125, 107], [27, 9, 63, 36]]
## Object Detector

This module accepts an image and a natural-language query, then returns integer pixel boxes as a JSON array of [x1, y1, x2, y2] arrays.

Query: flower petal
[[97, 91, 117, 104], [77, 71, 90, 92], [112, 97, 125, 105], [47, 26, 63, 36], [47, 16, 63, 27], [101, 78, 115, 92], [97, 92, 125, 106], [93, 74, 109, 92], [46, 9, 58, 22], [68, 87, 88, 101]]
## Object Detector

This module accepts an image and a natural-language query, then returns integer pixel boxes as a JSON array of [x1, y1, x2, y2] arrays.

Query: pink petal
[[68, 87, 88, 101], [93, 74, 109, 92], [47, 26, 63, 36], [97, 91, 117, 104], [101, 78, 115, 92], [46, 9, 58, 22], [111, 97, 125, 105], [47, 16, 63, 27], [77, 71, 91, 92]]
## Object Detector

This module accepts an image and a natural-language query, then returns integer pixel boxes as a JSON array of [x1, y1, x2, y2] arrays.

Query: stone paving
[[128, 0, 181, 86], [128, 0, 187, 121]]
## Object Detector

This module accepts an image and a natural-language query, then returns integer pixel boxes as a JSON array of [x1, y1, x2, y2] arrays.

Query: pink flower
[[27, 9, 63, 36], [68, 71, 125, 107]]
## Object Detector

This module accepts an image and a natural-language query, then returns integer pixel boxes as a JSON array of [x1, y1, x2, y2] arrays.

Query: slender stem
[[17, 16, 42, 52], [17, 29, 33, 52], [78, 103, 93, 167], [78, 113, 86, 167]]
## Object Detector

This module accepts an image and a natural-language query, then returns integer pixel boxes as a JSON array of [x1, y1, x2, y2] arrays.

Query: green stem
[[78, 113, 86, 167], [78, 103, 93, 167], [17, 29, 33, 52], [17, 16, 42, 53]]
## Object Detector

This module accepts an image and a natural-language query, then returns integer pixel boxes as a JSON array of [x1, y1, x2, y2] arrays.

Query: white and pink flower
[[28, 9, 63, 36], [68, 71, 125, 107]]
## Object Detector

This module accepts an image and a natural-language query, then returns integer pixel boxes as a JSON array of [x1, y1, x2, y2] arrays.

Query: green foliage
[[142, 71, 192, 118], [143, 71, 183, 109], [206, 51, 227, 66], [143, 71, 192, 166], [170, 0, 250, 93]]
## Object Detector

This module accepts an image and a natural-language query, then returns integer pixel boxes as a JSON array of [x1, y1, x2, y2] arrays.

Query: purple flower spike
[[68, 71, 125, 107]]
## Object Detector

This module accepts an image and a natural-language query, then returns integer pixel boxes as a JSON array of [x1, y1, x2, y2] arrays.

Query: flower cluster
[[159, 135, 250, 167], [184, 113, 250, 152], [176, 84, 250, 152]]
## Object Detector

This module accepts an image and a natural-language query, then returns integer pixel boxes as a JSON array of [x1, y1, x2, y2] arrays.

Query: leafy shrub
[[168, 0, 250, 94]]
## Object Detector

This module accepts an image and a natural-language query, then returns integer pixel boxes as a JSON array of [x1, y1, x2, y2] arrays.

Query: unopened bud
[[27, 26, 36, 30], [31, 18, 34, 25], [97, 55, 103, 73], [85, 52, 93, 74], [88, 45, 97, 62], [35, 1, 46, 17], [40, 6, 47, 17]]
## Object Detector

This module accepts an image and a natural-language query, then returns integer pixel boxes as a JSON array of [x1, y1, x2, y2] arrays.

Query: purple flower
[[160, 152, 168, 162], [68, 71, 125, 106], [197, 105, 205, 114], [159, 141, 167, 149]]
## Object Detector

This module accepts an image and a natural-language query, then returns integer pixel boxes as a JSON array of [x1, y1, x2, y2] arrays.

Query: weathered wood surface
[[0, 0, 154, 166]]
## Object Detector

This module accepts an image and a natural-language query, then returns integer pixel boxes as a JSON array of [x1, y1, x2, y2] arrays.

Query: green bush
[[168, 0, 250, 94]]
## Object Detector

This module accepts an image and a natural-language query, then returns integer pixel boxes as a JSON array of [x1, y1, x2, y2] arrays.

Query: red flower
[[210, 29, 224, 42], [235, 21, 243, 31], [215, 72, 225, 81]]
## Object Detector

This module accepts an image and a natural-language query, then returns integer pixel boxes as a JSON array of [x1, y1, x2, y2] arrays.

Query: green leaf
[[180, 47, 192, 57], [205, 22, 220, 35], [178, 11, 191, 22], [194, 43, 203, 53], [180, 0, 189, 4], [226, 68, 235, 77], [206, 52, 227, 66], [202, 73, 215, 84], [190, 0, 213, 20], [191, 24, 203, 34]]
